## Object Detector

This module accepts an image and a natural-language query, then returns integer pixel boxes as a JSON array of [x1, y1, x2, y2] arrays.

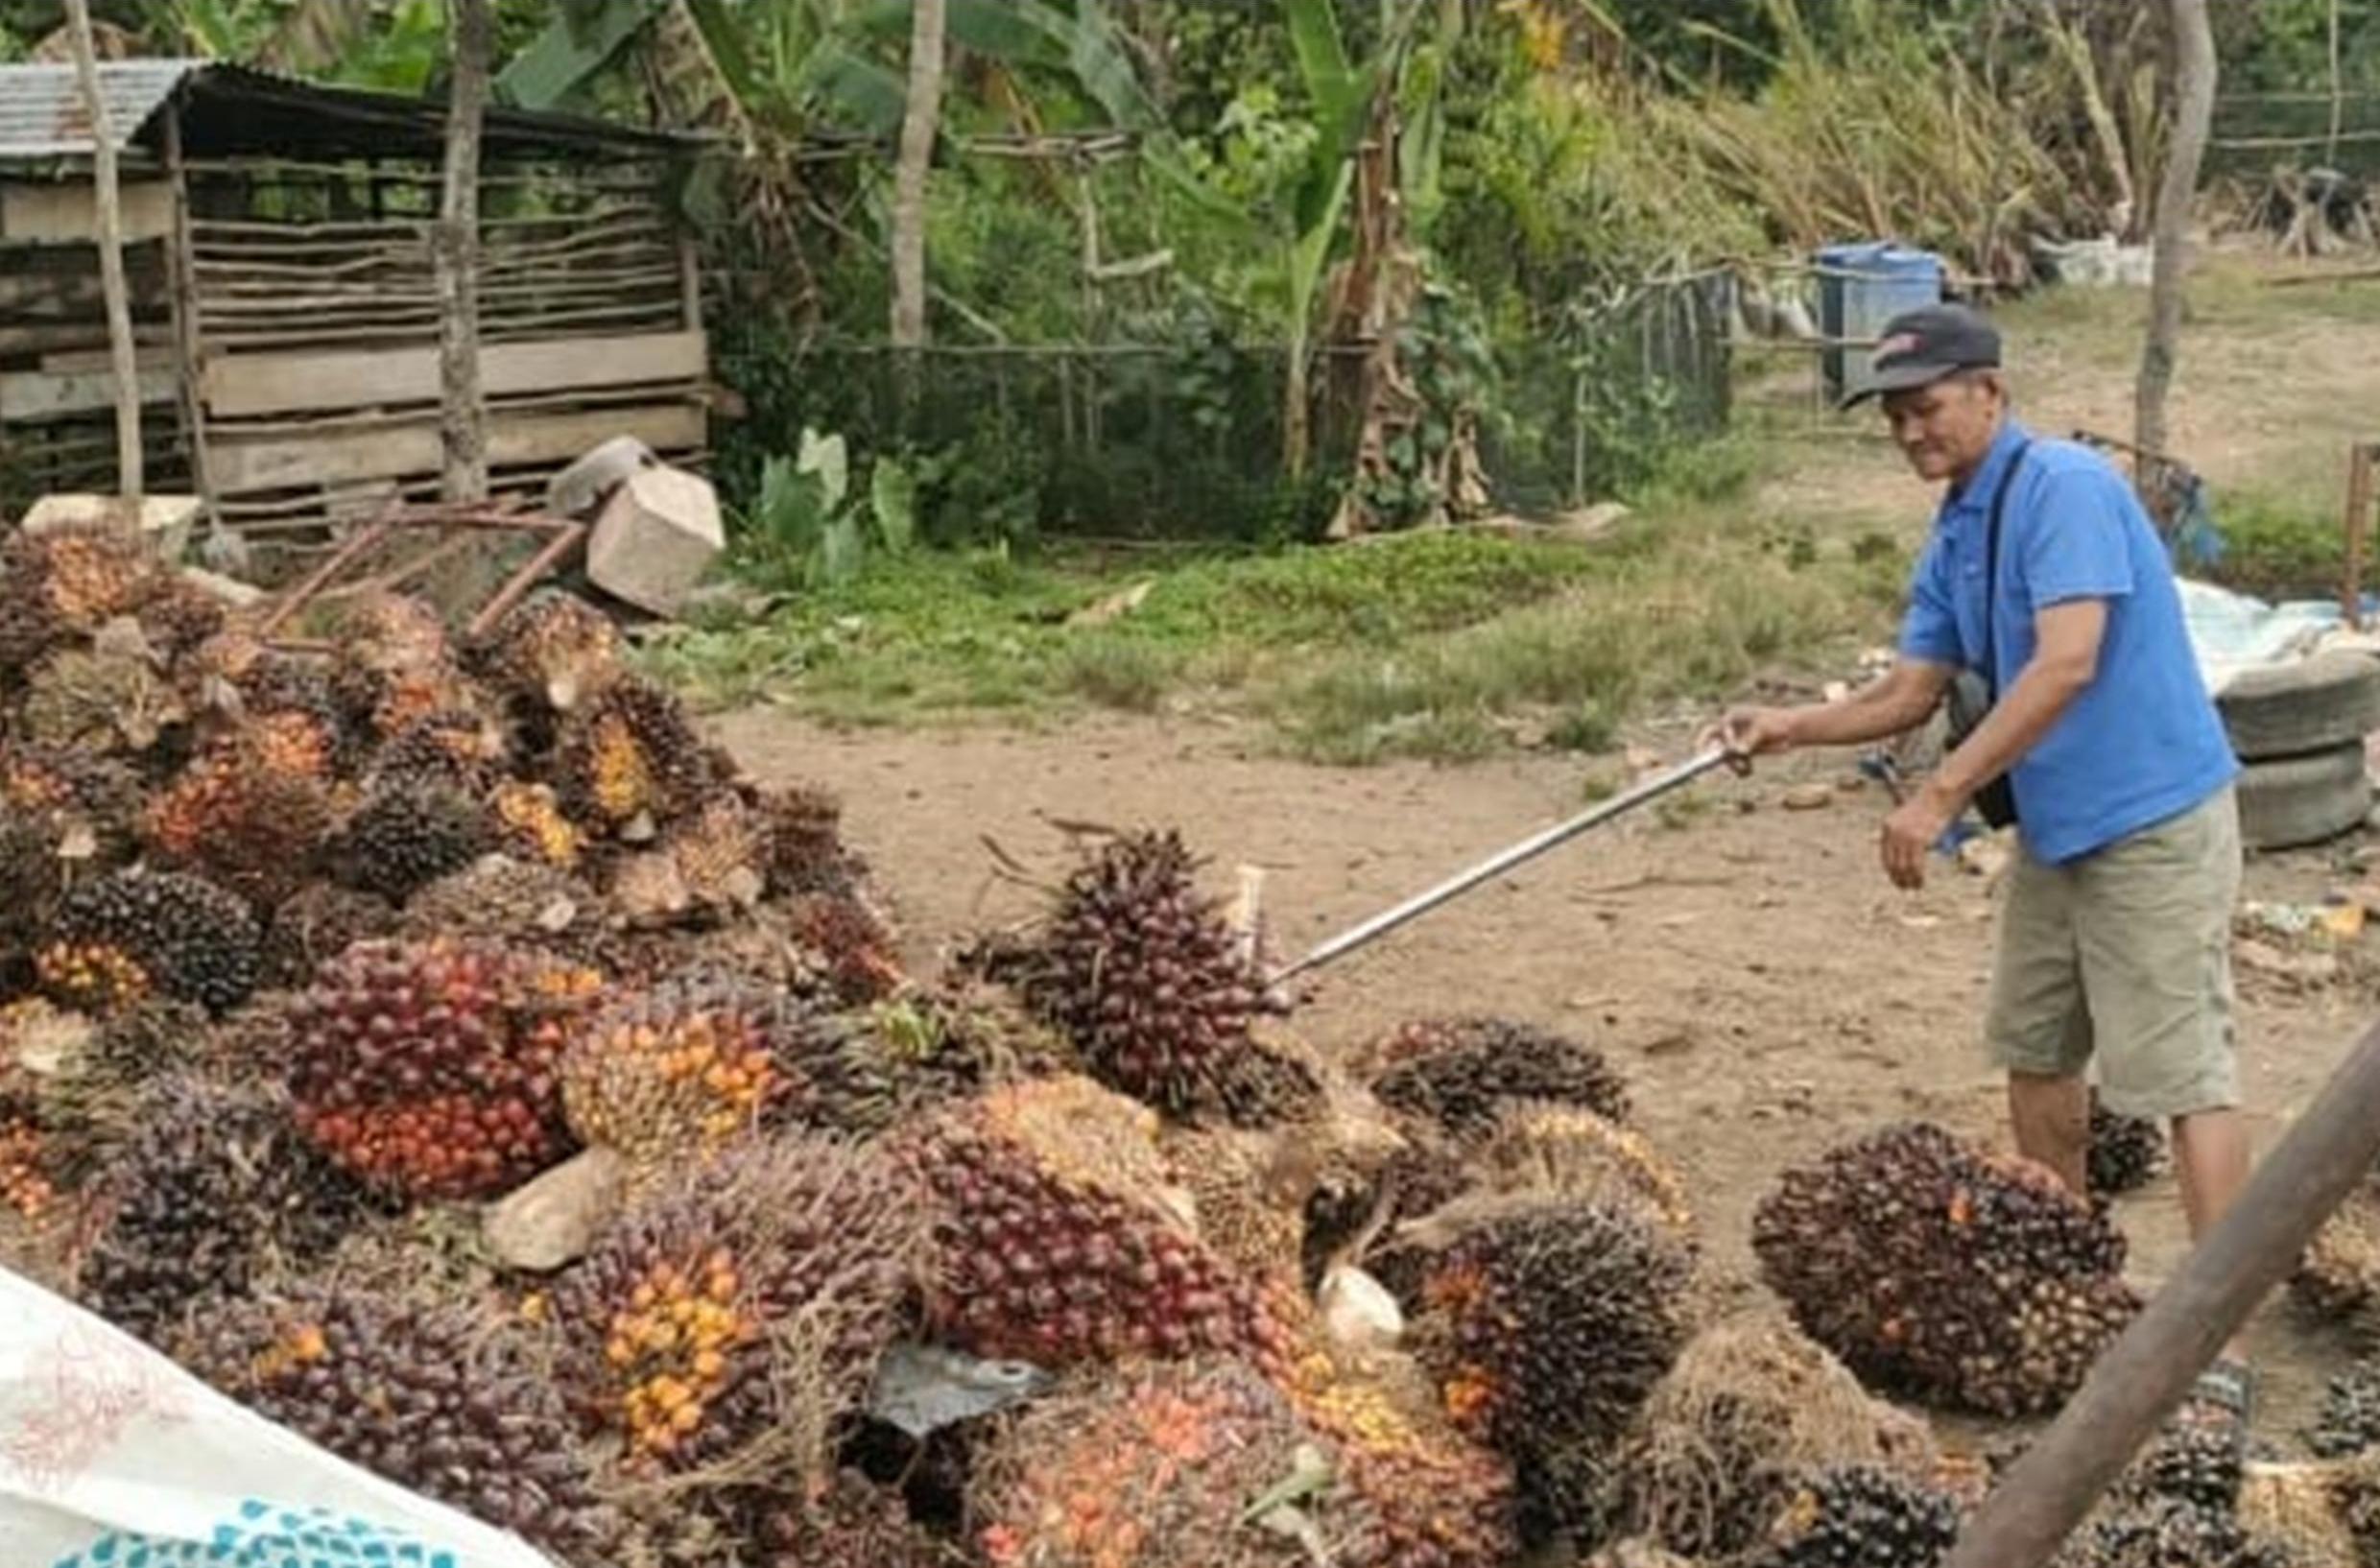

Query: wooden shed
[[0, 59, 709, 533]]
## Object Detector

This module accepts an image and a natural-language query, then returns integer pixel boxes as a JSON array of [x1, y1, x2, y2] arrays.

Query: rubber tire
[[2217, 652, 2380, 762], [2237, 743, 2372, 851]]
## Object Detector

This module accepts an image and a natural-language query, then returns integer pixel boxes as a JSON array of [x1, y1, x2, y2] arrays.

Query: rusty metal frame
[[258, 501, 586, 645]]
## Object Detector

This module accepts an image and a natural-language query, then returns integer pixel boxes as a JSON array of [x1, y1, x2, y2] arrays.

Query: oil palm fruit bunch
[[1, 741, 144, 854], [0, 815, 72, 964], [858, 978, 1079, 1111], [76, 1075, 370, 1340], [491, 779, 586, 868], [18, 635, 187, 757], [2294, 1179, 2380, 1319], [2088, 1094, 2165, 1198], [659, 790, 772, 915], [143, 728, 339, 906], [282, 938, 602, 1201], [134, 572, 228, 659], [760, 781, 864, 898], [551, 674, 712, 836], [899, 1075, 1294, 1373], [1390, 1198, 1691, 1541], [1750, 1465, 1961, 1568], [971, 1359, 1325, 1568], [551, 1138, 925, 1477], [2122, 1401, 2244, 1513], [475, 588, 624, 716], [2335, 1460, 2380, 1567], [2053, 1497, 2287, 1568], [36, 867, 262, 1015], [0, 996, 195, 1198], [0, 524, 159, 671], [560, 975, 894, 1175], [2310, 1357, 2380, 1458], [748, 1469, 952, 1568], [1276, 1335, 1521, 1568], [330, 775, 496, 902], [256, 881, 396, 991], [176, 1283, 619, 1560], [329, 594, 477, 742], [232, 651, 366, 770], [783, 890, 906, 1005], [402, 855, 599, 953], [366, 706, 510, 792], [1017, 829, 1307, 1125], [1368, 1016, 1630, 1138], [1753, 1123, 2140, 1416]]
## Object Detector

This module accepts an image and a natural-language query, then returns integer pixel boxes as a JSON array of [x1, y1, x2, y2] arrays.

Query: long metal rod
[[1273, 748, 1731, 983], [1944, 1013, 2380, 1568]]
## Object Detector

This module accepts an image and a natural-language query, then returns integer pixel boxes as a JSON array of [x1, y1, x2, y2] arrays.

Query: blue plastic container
[[1816, 242, 1945, 406]]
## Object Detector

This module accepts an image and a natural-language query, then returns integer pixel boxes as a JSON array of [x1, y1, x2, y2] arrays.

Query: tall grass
[[1650, 0, 2089, 280]]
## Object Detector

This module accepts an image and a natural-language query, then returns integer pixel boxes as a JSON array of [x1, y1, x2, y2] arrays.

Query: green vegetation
[[646, 431, 1910, 762]]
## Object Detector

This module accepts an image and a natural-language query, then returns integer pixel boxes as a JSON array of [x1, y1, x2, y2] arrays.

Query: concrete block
[[585, 465, 724, 618], [547, 434, 656, 520], [20, 493, 201, 560]]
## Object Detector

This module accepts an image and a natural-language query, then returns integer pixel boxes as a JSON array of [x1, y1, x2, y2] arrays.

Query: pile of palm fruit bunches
[[0, 521, 2293, 1568]]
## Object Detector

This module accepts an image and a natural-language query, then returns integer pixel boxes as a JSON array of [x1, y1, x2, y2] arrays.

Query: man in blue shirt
[[1714, 303, 2250, 1397]]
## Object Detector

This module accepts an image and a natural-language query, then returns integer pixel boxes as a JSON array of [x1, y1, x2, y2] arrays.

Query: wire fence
[[2211, 88, 2380, 178], [721, 273, 1733, 542]]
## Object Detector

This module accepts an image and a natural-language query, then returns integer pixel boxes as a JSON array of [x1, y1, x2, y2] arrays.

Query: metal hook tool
[[1272, 747, 1734, 985]]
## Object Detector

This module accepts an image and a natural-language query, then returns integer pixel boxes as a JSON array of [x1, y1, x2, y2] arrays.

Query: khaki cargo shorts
[[1987, 786, 2242, 1120]]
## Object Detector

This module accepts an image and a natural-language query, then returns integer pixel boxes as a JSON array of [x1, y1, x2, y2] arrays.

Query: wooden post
[[161, 105, 216, 536], [2134, 0, 2217, 485], [438, 0, 492, 504], [1942, 1015, 2380, 1568], [63, 0, 141, 503], [2344, 442, 2377, 631], [2330, 0, 2346, 167]]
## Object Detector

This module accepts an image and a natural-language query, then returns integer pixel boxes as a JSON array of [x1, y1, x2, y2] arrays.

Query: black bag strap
[[1978, 438, 2034, 700]]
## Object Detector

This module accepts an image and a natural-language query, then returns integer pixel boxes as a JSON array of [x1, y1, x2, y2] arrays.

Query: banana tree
[[1272, 0, 1460, 480]]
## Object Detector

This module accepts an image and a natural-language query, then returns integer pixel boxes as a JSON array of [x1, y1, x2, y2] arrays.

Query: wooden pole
[[63, 0, 141, 503], [2344, 442, 2377, 631], [438, 0, 492, 504], [2133, 0, 2218, 487], [162, 105, 225, 560], [2330, 0, 2346, 167], [1943, 1015, 2380, 1568]]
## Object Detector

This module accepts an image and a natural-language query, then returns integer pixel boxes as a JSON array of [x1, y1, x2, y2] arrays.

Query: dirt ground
[[718, 706, 2376, 1455], [709, 264, 2380, 1463]]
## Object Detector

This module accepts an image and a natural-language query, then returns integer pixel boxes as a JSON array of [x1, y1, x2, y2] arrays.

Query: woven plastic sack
[[0, 1267, 558, 1568]]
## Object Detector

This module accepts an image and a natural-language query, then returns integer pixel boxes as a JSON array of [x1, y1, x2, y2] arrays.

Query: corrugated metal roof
[[0, 59, 202, 160], [0, 59, 702, 168]]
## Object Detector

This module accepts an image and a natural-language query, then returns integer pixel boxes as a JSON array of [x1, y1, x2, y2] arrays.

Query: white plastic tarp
[[0, 1266, 559, 1568], [2178, 578, 2346, 696]]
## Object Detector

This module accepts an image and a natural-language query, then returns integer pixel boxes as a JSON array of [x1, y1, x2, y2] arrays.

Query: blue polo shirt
[[1898, 420, 2238, 865]]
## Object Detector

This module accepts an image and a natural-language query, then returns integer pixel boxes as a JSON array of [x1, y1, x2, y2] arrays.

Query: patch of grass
[[646, 531, 1606, 719], [1265, 508, 1878, 763], [2207, 487, 2344, 603], [647, 462, 1898, 765]]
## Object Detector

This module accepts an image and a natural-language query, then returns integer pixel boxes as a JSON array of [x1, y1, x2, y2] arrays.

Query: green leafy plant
[[744, 428, 917, 591]]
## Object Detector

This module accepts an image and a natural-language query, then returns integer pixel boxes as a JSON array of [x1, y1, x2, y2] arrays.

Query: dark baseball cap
[[1844, 302, 2002, 407]]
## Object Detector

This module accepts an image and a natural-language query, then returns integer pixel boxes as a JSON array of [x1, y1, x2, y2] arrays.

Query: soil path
[[715, 707, 2374, 1450]]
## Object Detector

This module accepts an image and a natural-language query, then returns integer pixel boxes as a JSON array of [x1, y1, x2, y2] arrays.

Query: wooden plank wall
[[183, 193, 706, 531], [0, 183, 183, 516]]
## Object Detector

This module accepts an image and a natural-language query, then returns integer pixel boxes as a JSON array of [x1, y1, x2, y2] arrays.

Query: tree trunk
[[439, 0, 492, 504], [2134, 0, 2216, 480], [890, 0, 947, 349], [64, 0, 140, 503]]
